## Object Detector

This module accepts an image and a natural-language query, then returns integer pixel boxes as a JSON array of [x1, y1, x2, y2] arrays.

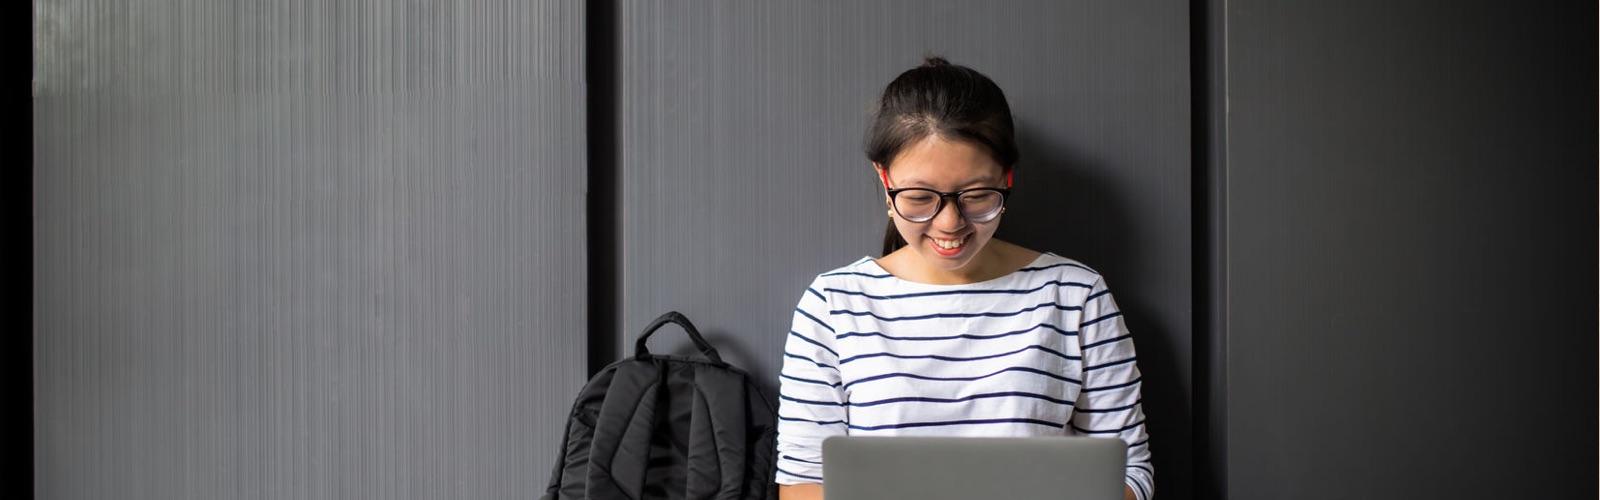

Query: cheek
[[893, 220, 920, 239], [978, 219, 1002, 237], [892, 221, 933, 247], [971, 224, 999, 243]]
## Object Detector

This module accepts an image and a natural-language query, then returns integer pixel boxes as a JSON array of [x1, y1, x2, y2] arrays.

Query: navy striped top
[[773, 251, 1156, 500]]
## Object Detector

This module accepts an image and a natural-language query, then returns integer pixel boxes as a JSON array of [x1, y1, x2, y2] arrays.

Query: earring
[[886, 210, 894, 218]]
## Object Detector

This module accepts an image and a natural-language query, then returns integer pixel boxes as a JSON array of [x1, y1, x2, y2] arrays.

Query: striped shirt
[[773, 251, 1155, 499]]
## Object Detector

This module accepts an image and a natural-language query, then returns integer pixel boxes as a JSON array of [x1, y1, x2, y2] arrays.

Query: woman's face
[[875, 134, 1008, 275]]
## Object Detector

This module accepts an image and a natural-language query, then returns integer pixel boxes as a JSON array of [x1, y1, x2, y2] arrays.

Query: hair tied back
[[867, 55, 1017, 256]]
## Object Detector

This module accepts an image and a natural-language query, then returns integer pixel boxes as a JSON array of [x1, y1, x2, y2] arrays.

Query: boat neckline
[[857, 251, 1056, 288]]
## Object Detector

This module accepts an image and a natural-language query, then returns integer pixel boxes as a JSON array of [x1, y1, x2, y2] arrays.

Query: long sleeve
[[1070, 275, 1155, 500], [773, 277, 847, 485]]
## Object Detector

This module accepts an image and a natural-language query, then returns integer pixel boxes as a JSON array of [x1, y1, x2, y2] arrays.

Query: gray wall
[[33, 2, 587, 499], [1221, 1, 1596, 499], [32, 1, 1598, 499], [617, 1, 1194, 497]]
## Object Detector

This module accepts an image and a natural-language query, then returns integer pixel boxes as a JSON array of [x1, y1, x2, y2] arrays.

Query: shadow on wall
[[999, 122, 1185, 467]]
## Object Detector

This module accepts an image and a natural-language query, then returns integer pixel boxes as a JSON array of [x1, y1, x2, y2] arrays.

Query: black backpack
[[541, 311, 780, 500]]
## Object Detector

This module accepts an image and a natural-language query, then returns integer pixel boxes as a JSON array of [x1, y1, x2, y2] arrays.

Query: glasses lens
[[958, 190, 1004, 221], [893, 190, 941, 221]]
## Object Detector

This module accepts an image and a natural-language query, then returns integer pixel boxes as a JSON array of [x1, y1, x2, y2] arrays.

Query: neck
[[900, 240, 1012, 285]]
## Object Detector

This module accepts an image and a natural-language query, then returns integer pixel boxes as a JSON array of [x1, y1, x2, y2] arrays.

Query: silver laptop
[[822, 436, 1126, 500]]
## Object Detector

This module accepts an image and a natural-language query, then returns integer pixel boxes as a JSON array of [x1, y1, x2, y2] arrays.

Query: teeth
[[933, 236, 964, 249]]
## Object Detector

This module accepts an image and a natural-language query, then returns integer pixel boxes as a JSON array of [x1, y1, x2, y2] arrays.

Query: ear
[[872, 163, 893, 206]]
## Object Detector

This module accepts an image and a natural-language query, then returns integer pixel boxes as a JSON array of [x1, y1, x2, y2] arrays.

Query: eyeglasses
[[887, 186, 1011, 222], [880, 170, 1012, 223]]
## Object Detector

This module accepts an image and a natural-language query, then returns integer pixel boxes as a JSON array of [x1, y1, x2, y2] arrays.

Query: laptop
[[821, 435, 1127, 500]]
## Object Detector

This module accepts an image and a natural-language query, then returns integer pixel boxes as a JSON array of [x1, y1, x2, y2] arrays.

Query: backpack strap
[[540, 399, 579, 500], [683, 365, 751, 499], [585, 361, 667, 499]]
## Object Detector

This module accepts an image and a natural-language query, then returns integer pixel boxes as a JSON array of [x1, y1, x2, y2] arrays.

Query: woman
[[773, 57, 1154, 500]]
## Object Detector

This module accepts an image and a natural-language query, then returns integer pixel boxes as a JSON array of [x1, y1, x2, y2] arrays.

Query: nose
[[931, 197, 968, 231]]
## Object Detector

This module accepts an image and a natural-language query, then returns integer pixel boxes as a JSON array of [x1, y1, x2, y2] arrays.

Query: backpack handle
[[635, 311, 726, 365]]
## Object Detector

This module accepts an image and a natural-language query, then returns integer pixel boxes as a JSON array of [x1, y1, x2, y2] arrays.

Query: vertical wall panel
[[33, 2, 586, 499], [618, 1, 1192, 496], [1224, 1, 1596, 498]]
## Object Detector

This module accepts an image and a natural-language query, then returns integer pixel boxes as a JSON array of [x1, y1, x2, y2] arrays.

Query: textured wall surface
[[42, 1, 1588, 499], [616, 1, 1193, 497], [1223, 1, 1597, 498], [34, 2, 587, 499]]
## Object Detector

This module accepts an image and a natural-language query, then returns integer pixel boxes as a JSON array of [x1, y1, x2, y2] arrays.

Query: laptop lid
[[821, 436, 1127, 500]]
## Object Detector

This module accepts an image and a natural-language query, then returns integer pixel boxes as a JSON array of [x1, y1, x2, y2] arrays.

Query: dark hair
[[866, 55, 1019, 256]]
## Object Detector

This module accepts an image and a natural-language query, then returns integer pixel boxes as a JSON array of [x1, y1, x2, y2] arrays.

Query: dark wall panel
[[618, 1, 1193, 496], [33, 2, 587, 499], [1224, 1, 1596, 498]]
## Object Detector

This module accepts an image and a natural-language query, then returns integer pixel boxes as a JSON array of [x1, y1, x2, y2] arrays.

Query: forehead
[[888, 136, 1004, 187]]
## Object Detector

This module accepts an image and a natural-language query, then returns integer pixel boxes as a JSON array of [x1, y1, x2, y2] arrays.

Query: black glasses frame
[[885, 186, 1012, 223]]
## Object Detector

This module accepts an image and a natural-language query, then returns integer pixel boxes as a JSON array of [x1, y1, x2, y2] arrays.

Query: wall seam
[[1192, 0, 1229, 498], [586, 0, 621, 378], [16, 0, 35, 495]]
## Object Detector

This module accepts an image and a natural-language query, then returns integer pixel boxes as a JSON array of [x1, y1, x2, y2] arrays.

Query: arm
[[779, 483, 825, 500], [1071, 276, 1156, 500], [773, 278, 848, 490]]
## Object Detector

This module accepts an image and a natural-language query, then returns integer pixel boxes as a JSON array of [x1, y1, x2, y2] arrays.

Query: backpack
[[540, 311, 780, 500]]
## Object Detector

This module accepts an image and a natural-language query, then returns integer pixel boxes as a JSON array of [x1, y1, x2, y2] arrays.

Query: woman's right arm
[[778, 483, 824, 500], [774, 278, 846, 495]]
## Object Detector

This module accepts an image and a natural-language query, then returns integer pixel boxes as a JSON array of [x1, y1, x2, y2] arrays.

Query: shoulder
[[812, 257, 888, 284], [1017, 250, 1107, 301], [987, 239, 1098, 283], [1023, 251, 1103, 286], [797, 257, 888, 302]]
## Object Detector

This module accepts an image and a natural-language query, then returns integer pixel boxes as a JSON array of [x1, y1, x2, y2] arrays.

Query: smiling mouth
[[932, 235, 965, 249], [928, 233, 970, 255]]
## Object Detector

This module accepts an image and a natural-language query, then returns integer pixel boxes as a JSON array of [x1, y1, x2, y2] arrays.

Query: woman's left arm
[[1071, 275, 1156, 500]]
